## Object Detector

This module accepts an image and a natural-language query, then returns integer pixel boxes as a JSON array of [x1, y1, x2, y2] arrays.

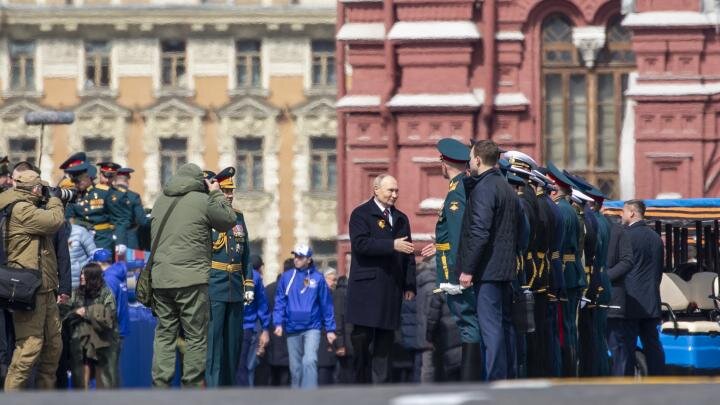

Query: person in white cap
[[273, 243, 336, 389]]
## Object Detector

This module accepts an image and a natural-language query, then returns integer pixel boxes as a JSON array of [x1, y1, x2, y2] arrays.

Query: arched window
[[541, 14, 635, 198]]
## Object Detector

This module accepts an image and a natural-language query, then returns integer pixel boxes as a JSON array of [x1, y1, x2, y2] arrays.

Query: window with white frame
[[84, 137, 113, 164], [161, 40, 187, 88], [160, 138, 187, 186], [84, 41, 111, 89], [9, 41, 35, 91], [311, 239, 337, 271], [236, 40, 261, 89], [8, 138, 37, 166], [310, 136, 336, 193], [311, 40, 335, 87], [235, 138, 263, 192]]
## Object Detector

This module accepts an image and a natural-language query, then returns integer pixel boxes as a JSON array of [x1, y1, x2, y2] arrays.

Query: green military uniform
[[205, 167, 254, 387], [547, 163, 585, 378], [435, 172, 480, 343], [433, 138, 482, 381], [65, 183, 130, 253], [116, 186, 147, 250]]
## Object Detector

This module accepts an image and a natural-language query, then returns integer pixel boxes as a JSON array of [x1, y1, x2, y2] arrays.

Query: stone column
[[572, 26, 606, 68]]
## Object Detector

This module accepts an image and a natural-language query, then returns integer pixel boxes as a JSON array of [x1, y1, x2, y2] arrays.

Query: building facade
[[0, 0, 339, 281], [336, 0, 720, 273]]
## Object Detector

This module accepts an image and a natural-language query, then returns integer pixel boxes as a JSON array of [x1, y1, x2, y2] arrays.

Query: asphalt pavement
[[3, 378, 720, 405]]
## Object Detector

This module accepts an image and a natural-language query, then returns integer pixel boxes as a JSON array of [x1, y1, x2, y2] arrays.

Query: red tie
[[383, 208, 389, 219]]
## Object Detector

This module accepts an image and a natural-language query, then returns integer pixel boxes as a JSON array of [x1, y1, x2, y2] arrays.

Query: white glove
[[244, 290, 254, 305], [115, 244, 127, 257], [438, 283, 464, 295]]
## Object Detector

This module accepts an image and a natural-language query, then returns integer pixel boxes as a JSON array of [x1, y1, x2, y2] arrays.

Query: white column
[[572, 26, 606, 69]]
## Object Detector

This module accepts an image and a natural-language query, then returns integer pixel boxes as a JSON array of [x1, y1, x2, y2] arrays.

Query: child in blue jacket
[[273, 244, 336, 389]]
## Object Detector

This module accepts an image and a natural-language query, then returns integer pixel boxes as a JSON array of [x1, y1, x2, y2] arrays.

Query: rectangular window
[[311, 40, 335, 87], [84, 41, 111, 89], [543, 73, 564, 165], [310, 137, 336, 192], [235, 138, 263, 192], [84, 137, 113, 164], [160, 138, 187, 186], [596, 73, 617, 170], [568, 74, 587, 170], [8, 138, 37, 166], [311, 239, 337, 271], [161, 40, 187, 88], [9, 40, 35, 91], [236, 41, 261, 88]]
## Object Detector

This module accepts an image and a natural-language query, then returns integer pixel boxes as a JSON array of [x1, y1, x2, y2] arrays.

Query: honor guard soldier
[[506, 151, 554, 378], [546, 163, 585, 377], [205, 167, 254, 387], [63, 157, 130, 258], [114, 168, 149, 251], [421, 138, 482, 381], [529, 169, 563, 377], [587, 185, 612, 376]]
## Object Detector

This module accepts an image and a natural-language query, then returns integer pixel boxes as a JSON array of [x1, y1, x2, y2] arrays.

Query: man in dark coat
[[607, 199, 665, 376], [263, 259, 293, 386], [457, 140, 521, 382], [333, 275, 354, 384], [347, 174, 417, 384]]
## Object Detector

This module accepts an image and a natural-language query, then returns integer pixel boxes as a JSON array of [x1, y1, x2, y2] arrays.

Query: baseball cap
[[291, 243, 313, 258], [92, 248, 113, 263]]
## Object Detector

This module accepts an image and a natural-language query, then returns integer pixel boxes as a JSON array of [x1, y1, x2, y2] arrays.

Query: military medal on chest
[[232, 224, 245, 254]]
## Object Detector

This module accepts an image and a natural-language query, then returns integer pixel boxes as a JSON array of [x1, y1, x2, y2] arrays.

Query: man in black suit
[[347, 174, 417, 384], [607, 199, 665, 376]]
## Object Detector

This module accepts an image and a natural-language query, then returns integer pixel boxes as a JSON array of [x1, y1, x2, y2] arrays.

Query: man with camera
[[0, 170, 65, 390]]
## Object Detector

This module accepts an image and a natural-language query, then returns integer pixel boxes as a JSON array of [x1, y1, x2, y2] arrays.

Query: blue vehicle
[[604, 198, 720, 375]]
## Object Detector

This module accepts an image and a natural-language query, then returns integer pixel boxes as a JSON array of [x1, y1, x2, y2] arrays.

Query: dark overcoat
[[346, 198, 416, 331]]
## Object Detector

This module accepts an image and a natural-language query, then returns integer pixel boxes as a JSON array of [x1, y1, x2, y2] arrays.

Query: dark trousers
[[578, 306, 596, 377], [474, 282, 513, 381], [350, 326, 393, 384], [607, 318, 634, 376], [561, 287, 581, 377], [546, 300, 562, 377], [336, 355, 355, 384], [235, 329, 256, 386], [526, 292, 549, 377], [629, 318, 665, 376], [318, 367, 335, 385], [269, 365, 290, 386]]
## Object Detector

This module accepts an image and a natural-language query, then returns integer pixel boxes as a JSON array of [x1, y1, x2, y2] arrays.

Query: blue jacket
[[69, 224, 96, 289], [103, 260, 142, 338], [273, 264, 335, 334], [243, 269, 271, 331]]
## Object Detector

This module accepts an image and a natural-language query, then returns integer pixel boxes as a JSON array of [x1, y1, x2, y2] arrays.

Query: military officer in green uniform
[[546, 162, 585, 378], [64, 159, 131, 259], [206, 167, 255, 387], [421, 138, 482, 381], [114, 167, 149, 250]]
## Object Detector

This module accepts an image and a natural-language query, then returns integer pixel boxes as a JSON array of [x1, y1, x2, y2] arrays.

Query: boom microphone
[[24, 111, 75, 126]]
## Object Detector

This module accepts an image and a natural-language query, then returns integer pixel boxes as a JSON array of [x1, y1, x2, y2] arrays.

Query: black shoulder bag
[[136, 196, 183, 309], [0, 203, 43, 311]]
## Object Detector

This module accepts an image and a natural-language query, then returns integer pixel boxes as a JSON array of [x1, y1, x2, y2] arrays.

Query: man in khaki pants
[[0, 170, 65, 390]]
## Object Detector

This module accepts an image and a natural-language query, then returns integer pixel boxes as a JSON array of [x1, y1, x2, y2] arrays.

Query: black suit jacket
[[607, 221, 663, 319], [347, 198, 416, 330]]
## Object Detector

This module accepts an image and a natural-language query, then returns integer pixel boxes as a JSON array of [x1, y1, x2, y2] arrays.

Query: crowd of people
[[0, 136, 667, 391]]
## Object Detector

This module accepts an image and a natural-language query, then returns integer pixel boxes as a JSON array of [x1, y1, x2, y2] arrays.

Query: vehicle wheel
[[634, 350, 648, 377]]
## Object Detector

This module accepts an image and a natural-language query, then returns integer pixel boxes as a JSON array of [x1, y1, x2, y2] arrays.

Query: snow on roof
[[387, 93, 482, 108], [388, 21, 481, 41], [494, 92, 530, 106], [336, 95, 382, 108], [495, 31, 525, 41], [623, 11, 717, 27], [473, 88, 486, 105], [337, 23, 385, 41], [626, 81, 720, 97]]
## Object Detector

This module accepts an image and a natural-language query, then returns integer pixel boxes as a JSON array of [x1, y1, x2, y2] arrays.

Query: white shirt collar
[[374, 198, 389, 213]]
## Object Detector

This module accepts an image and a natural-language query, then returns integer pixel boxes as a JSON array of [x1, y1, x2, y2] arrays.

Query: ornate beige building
[[0, 0, 338, 281]]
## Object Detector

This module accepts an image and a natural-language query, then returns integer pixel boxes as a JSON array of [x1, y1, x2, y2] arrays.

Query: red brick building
[[335, 0, 720, 272]]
